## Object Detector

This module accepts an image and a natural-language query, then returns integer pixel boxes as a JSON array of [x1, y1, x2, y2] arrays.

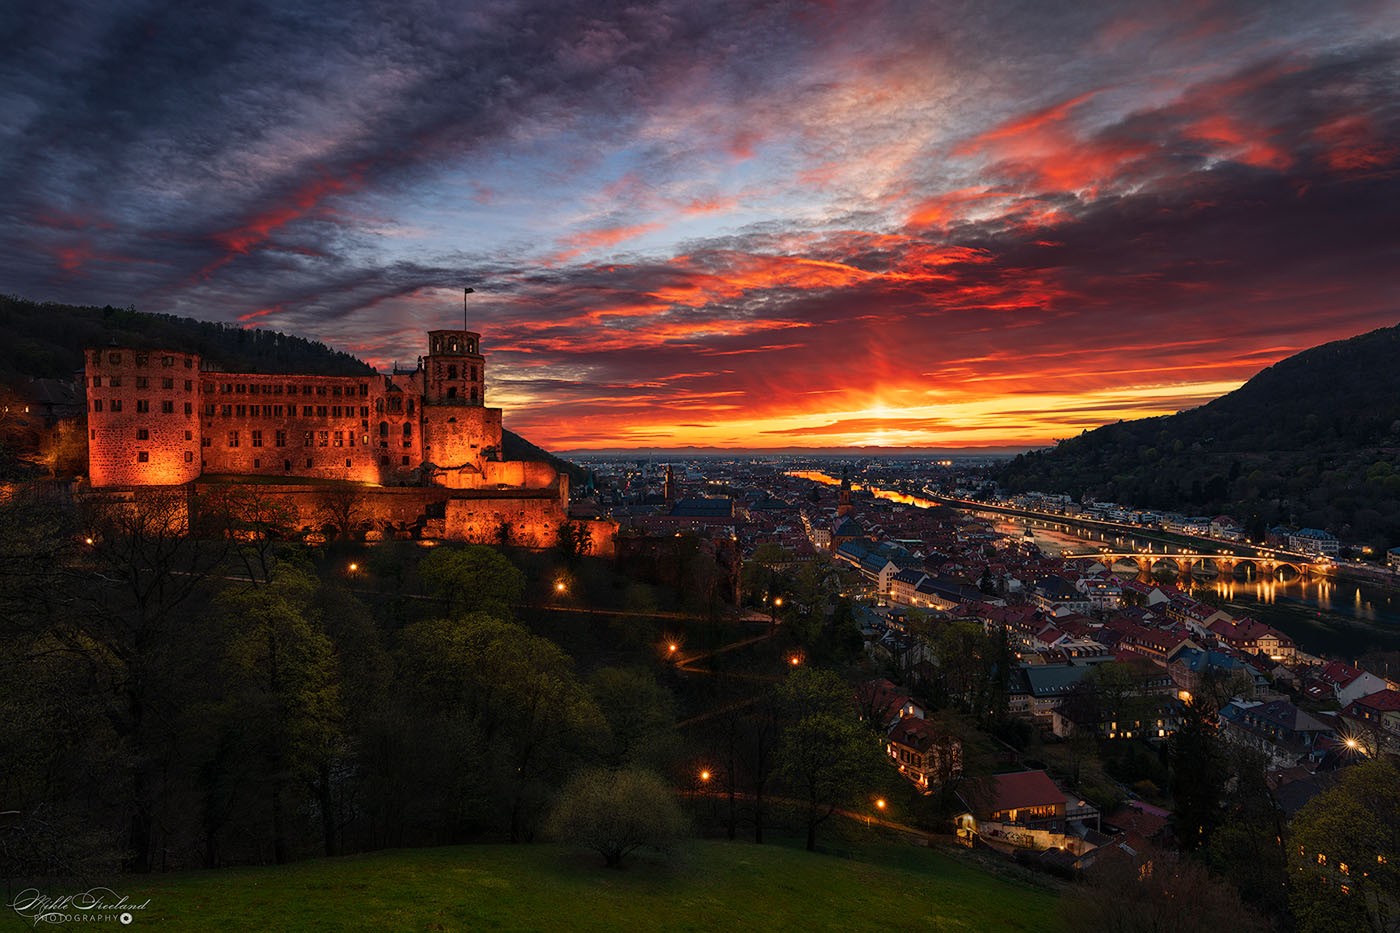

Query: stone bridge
[[1082, 551, 1326, 578]]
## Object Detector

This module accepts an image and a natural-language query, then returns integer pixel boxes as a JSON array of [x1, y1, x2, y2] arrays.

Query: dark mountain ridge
[[997, 321, 1400, 548]]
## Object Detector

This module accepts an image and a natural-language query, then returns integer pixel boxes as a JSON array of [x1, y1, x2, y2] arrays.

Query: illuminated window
[[1339, 862, 1349, 875], [318, 431, 329, 447], [333, 431, 344, 448], [1318, 853, 1326, 866]]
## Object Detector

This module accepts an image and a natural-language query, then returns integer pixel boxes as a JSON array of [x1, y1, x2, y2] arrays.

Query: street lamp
[[555, 581, 567, 593], [348, 562, 358, 573]]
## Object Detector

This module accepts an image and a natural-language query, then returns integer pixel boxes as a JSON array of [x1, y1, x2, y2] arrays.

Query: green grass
[[97, 839, 1065, 932]]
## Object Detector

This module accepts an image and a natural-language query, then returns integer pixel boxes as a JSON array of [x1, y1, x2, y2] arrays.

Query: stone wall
[[85, 348, 202, 486]]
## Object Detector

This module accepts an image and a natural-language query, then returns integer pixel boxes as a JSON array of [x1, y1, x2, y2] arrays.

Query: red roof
[[1352, 688, 1400, 712], [963, 769, 1064, 813]]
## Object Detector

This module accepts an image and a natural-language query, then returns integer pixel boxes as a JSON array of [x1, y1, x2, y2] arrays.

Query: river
[[1007, 521, 1400, 660], [789, 470, 1400, 659]]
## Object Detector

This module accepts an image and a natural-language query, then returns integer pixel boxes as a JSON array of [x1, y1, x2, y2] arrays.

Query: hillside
[[997, 322, 1400, 549], [108, 840, 1065, 931]]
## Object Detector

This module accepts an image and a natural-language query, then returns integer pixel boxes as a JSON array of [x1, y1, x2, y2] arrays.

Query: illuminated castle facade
[[83, 299, 612, 551]]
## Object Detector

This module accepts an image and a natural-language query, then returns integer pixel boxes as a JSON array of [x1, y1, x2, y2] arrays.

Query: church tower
[[837, 466, 854, 517], [424, 288, 486, 406]]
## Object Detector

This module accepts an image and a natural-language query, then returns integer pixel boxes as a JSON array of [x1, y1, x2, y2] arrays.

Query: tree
[[217, 561, 344, 863], [557, 520, 592, 560], [418, 544, 525, 618], [1168, 699, 1226, 852], [777, 668, 883, 851], [546, 767, 686, 868], [1288, 758, 1400, 933], [590, 667, 676, 770], [314, 485, 366, 540], [397, 614, 605, 841], [1066, 843, 1267, 932]]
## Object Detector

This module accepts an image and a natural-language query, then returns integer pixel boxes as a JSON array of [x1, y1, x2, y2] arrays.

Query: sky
[[2, 0, 1398, 451]]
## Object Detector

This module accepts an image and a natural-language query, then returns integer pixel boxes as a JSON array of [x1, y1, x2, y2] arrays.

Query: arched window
[[402, 422, 412, 437], [378, 421, 388, 437], [375, 398, 384, 413]]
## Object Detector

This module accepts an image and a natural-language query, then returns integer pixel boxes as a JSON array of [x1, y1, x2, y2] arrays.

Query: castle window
[[468, 339, 476, 353], [447, 387, 457, 399], [228, 431, 239, 448], [161, 355, 174, 367], [184, 430, 192, 440], [303, 406, 313, 416], [93, 376, 102, 387], [185, 451, 193, 462], [135, 353, 148, 366], [236, 384, 246, 394], [273, 405, 282, 417], [316, 406, 328, 417], [471, 387, 478, 402], [304, 431, 313, 447], [347, 433, 355, 446], [137, 429, 149, 440], [362, 434, 369, 445], [235, 405, 246, 417], [221, 404, 231, 416], [402, 455, 410, 465], [273, 385, 282, 395], [406, 399, 414, 414], [379, 455, 390, 466], [284, 459, 291, 471], [332, 406, 341, 418], [316, 386, 326, 396], [222, 384, 231, 394], [253, 458, 260, 468], [379, 421, 388, 436], [306, 458, 313, 468], [333, 431, 344, 447], [332, 386, 342, 397], [286, 384, 296, 394], [136, 400, 149, 413], [472, 366, 478, 380], [109, 376, 122, 387], [345, 458, 352, 468], [162, 377, 173, 389], [184, 402, 192, 416], [318, 431, 329, 447], [359, 384, 368, 396], [93, 400, 103, 412], [275, 430, 286, 447], [185, 380, 193, 391], [402, 422, 412, 437], [375, 399, 384, 413], [108, 352, 122, 365], [162, 401, 174, 413], [203, 437, 211, 447], [185, 358, 192, 368], [448, 365, 458, 380], [252, 430, 263, 448], [138, 451, 149, 462], [91, 429, 95, 440]]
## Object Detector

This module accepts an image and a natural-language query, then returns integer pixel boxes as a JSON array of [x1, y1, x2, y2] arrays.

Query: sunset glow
[[4, 1, 1398, 449]]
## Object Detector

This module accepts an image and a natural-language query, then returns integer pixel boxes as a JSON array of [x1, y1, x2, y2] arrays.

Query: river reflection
[[1009, 521, 1400, 658]]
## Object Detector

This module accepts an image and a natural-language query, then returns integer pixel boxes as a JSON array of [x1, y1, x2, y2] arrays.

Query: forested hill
[[996, 321, 1400, 548], [1, 294, 372, 380], [2, 294, 587, 484]]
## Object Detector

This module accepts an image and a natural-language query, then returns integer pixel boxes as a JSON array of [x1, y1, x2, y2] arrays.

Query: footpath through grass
[[93, 838, 1065, 932]]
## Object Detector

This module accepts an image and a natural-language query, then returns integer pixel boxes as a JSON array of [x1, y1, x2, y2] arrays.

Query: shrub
[[546, 767, 686, 868]]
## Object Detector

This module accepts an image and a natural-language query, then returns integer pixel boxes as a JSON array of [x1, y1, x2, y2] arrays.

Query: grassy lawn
[[94, 839, 1065, 932]]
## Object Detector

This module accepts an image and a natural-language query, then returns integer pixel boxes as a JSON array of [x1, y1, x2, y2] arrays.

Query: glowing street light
[[555, 581, 567, 593], [348, 562, 358, 573], [700, 770, 711, 782], [84, 537, 94, 546]]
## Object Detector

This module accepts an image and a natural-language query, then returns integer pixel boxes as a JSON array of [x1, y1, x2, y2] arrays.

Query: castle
[[83, 294, 613, 552]]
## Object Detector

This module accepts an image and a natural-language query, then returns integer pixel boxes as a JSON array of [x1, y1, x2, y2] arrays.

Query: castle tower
[[420, 288, 504, 485], [664, 464, 676, 503], [424, 288, 486, 406], [837, 466, 853, 517]]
